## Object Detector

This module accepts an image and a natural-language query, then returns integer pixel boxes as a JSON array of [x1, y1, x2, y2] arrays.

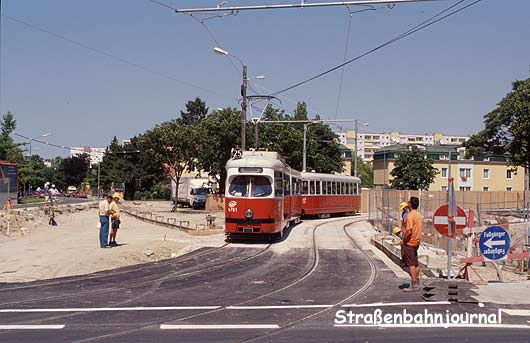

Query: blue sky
[[2, 0, 529, 158]]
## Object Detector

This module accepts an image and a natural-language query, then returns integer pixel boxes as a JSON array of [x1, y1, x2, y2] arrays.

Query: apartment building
[[70, 146, 106, 166], [340, 131, 469, 162], [372, 145, 525, 191]]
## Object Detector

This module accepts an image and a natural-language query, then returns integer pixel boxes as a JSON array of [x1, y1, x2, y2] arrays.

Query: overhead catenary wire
[[2, 14, 226, 98], [271, 0, 482, 97], [334, 8, 355, 119], [147, 0, 252, 94]]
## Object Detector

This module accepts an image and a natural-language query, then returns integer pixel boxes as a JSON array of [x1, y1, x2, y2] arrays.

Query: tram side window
[[326, 181, 332, 195], [322, 181, 327, 195], [298, 179, 302, 195], [347, 183, 351, 195], [309, 181, 315, 195], [302, 181, 309, 195], [274, 172, 283, 197], [284, 173, 291, 196], [353, 183, 358, 195], [315, 181, 321, 195]]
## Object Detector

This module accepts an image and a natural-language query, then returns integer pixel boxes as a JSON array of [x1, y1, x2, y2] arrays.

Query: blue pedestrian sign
[[479, 226, 510, 260]]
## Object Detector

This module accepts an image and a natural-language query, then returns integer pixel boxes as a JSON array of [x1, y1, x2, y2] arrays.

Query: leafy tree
[[198, 107, 241, 192], [464, 76, 530, 173], [97, 136, 164, 199], [143, 119, 199, 199], [180, 97, 208, 125], [60, 154, 90, 188], [250, 102, 343, 173], [0, 111, 23, 163], [1, 112, 17, 137], [354, 157, 373, 187], [390, 146, 438, 190]]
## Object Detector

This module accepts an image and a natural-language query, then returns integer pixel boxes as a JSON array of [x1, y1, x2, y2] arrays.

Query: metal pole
[[447, 151, 453, 279], [303, 123, 308, 172], [241, 65, 247, 151], [97, 162, 101, 199], [29, 139, 32, 195], [176, 0, 445, 13], [254, 121, 259, 150], [354, 119, 358, 177], [524, 162, 530, 273]]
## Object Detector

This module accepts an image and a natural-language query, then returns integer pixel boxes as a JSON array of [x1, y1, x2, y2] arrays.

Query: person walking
[[401, 196, 422, 291], [98, 195, 113, 248], [109, 193, 121, 246]]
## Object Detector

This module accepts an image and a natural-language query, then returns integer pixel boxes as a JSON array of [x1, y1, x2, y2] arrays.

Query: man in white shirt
[[98, 195, 113, 248]]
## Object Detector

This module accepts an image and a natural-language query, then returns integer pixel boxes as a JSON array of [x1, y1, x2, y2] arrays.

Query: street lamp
[[213, 46, 247, 150]]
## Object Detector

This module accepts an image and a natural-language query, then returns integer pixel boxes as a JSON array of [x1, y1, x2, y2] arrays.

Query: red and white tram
[[224, 150, 361, 240]]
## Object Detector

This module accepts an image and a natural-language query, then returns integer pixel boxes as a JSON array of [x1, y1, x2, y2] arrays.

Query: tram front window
[[251, 176, 272, 197], [228, 176, 272, 198]]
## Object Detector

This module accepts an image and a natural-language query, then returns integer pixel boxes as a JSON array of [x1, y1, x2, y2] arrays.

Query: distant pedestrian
[[401, 196, 422, 292], [109, 193, 121, 246], [98, 195, 113, 248]]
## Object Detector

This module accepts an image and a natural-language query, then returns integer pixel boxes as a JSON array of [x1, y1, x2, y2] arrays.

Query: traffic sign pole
[[447, 153, 453, 279]]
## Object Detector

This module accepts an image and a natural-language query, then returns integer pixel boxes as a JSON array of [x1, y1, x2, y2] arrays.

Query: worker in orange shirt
[[401, 196, 422, 291]]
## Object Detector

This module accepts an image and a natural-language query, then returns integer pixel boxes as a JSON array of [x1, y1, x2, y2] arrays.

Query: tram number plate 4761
[[242, 228, 254, 233]]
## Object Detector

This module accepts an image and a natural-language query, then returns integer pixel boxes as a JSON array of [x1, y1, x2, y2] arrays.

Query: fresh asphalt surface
[[1, 218, 530, 342]]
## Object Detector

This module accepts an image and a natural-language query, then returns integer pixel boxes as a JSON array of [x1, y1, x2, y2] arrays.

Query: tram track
[[51, 215, 369, 343], [0, 242, 269, 308], [0, 243, 230, 293], [237, 219, 378, 342]]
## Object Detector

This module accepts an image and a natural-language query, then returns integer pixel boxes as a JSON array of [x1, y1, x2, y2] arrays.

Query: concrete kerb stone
[[369, 225, 437, 278], [121, 208, 194, 233]]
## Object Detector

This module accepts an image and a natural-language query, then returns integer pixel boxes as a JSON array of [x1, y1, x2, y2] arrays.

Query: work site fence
[[363, 189, 529, 256]]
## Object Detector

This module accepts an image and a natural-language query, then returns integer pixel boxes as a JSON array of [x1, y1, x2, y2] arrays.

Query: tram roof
[[226, 150, 287, 170], [301, 171, 360, 183]]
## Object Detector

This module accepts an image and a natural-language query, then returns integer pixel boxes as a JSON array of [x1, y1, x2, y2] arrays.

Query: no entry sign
[[433, 204, 467, 238]]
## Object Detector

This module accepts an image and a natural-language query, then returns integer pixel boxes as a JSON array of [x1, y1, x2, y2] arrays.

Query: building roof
[[373, 144, 509, 163]]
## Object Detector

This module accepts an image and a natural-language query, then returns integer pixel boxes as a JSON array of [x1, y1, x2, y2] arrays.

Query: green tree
[[198, 107, 241, 192], [143, 119, 199, 199], [60, 154, 90, 188], [180, 97, 208, 125], [354, 157, 373, 187], [1, 112, 17, 137], [0, 111, 23, 163], [390, 146, 438, 190], [464, 76, 530, 173]]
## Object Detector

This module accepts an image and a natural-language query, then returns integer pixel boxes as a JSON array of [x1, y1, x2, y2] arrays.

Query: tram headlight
[[245, 209, 254, 219]]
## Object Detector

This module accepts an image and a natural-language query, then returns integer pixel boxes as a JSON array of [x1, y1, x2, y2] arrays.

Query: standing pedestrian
[[401, 196, 422, 291], [98, 195, 113, 248], [109, 193, 121, 246]]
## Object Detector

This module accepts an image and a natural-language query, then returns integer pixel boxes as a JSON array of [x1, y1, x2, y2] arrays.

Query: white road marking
[[160, 324, 280, 330], [0, 306, 221, 313], [0, 325, 65, 330], [226, 305, 332, 310], [335, 324, 530, 329], [341, 301, 451, 308], [501, 309, 530, 316]]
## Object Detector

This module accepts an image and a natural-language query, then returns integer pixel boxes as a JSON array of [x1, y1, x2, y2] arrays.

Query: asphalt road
[[0, 218, 529, 343]]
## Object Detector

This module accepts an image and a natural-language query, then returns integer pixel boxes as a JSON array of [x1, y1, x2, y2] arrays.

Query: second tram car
[[224, 150, 361, 240]]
